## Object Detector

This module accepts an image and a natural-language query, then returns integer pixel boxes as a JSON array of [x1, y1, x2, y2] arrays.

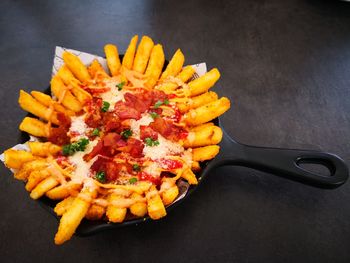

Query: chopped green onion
[[163, 98, 169, 105], [154, 100, 163, 109], [129, 177, 138, 184], [132, 164, 140, 172], [95, 171, 106, 183], [144, 137, 160, 147], [62, 138, 90, 156], [116, 81, 125, 91], [149, 112, 159, 119], [121, 129, 133, 139], [92, 128, 100, 136], [101, 101, 110, 112]]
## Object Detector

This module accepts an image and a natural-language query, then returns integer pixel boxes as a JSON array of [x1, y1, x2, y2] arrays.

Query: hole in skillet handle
[[17, 55, 213, 236], [296, 158, 334, 177]]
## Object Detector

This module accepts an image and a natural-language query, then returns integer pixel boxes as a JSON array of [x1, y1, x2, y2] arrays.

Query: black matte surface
[[0, 0, 350, 262]]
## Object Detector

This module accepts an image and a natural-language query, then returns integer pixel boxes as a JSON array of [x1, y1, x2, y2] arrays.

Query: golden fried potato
[[85, 204, 105, 220], [145, 44, 165, 88], [46, 182, 81, 200], [57, 65, 92, 105], [122, 35, 139, 69], [181, 168, 198, 185], [188, 68, 220, 96], [4, 149, 34, 169], [162, 185, 179, 206], [28, 141, 61, 157], [184, 125, 223, 148], [184, 97, 230, 126], [106, 193, 127, 223], [192, 145, 220, 162], [54, 196, 75, 216], [62, 51, 91, 83], [25, 169, 50, 191], [19, 117, 49, 138], [30, 176, 59, 200], [132, 36, 154, 74], [129, 193, 147, 217], [55, 189, 95, 245], [18, 90, 59, 125], [50, 75, 82, 112], [15, 158, 48, 181], [31, 91, 75, 116], [104, 44, 122, 76], [147, 186, 166, 220], [178, 91, 218, 113], [88, 59, 109, 78], [160, 49, 185, 81]]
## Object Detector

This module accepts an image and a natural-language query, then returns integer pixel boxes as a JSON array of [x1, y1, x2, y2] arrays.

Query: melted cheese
[[99, 78, 126, 110], [143, 135, 184, 160], [68, 139, 99, 184], [129, 113, 154, 139], [69, 114, 88, 140]]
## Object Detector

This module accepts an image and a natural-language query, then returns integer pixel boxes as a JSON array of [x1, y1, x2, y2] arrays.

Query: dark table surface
[[1, 0, 350, 262]]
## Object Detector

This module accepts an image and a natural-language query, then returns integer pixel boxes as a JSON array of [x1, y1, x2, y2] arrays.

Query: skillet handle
[[219, 144, 349, 189]]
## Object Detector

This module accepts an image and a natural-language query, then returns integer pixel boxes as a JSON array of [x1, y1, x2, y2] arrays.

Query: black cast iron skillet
[[31, 117, 349, 236], [23, 54, 349, 236]]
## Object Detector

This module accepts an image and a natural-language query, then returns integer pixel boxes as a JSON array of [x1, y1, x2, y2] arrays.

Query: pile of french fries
[[3, 35, 230, 245]]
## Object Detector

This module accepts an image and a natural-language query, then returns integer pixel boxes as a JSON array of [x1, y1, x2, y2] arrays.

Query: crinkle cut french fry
[[54, 196, 75, 216], [104, 44, 121, 76], [192, 145, 220, 162], [122, 35, 138, 69], [181, 168, 198, 185], [129, 193, 147, 217], [31, 91, 75, 116], [145, 44, 165, 88], [188, 68, 220, 97], [85, 204, 105, 220], [132, 36, 154, 74], [62, 51, 91, 83], [178, 91, 218, 113], [162, 185, 179, 206], [30, 176, 59, 200], [4, 149, 34, 169], [50, 75, 82, 112], [147, 186, 166, 220], [184, 125, 223, 148], [54, 189, 95, 245], [88, 59, 109, 78], [184, 97, 230, 126], [57, 65, 92, 104], [28, 141, 61, 157], [19, 117, 49, 138], [25, 169, 50, 191], [160, 49, 185, 81], [46, 182, 81, 200], [18, 90, 59, 125], [15, 158, 48, 181], [106, 193, 127, 223]]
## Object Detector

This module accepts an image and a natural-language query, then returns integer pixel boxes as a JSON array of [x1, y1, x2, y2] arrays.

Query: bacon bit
[[84, 140, 104, 161], [84, 87, 110, 95], [140, 126, 158, 141], [114, 100, 141, 120], [117, 138, 144, 158], [103, 112, 122, 132], [149, 117, 187, 141], [48, 126, 70, 145], [85, 98, 103, 128]]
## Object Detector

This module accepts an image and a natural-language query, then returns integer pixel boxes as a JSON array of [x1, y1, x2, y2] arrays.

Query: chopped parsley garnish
[[132, 164, 140, 172], [121, 129, 133, 139], [149, 112, 159, 119], [92, 128, 100, 136], [95, 171, 106, 183], [144, 137, 160, 147], [62, 138, 89, 156], [116, 81, 125, 91], [154, 99, 170, 109], [129, 177, 138, 184], [101, 101, 110, 112]]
